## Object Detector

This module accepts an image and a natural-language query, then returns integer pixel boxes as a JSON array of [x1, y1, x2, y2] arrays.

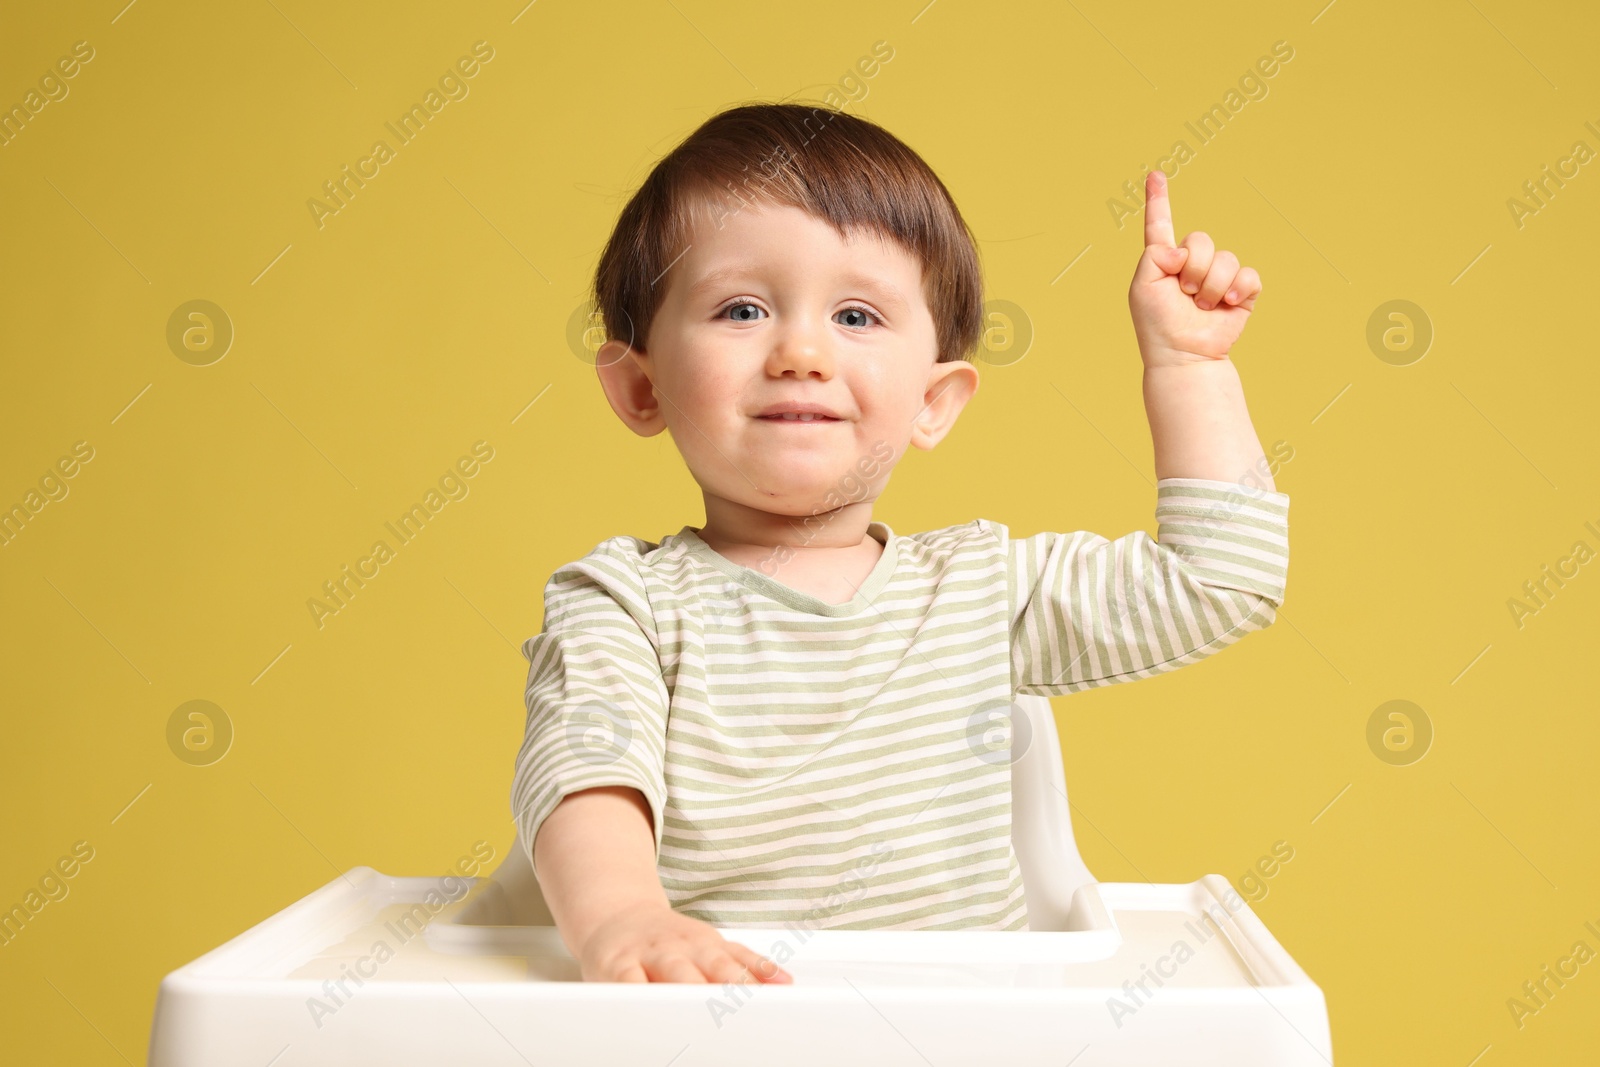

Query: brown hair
[[591, 102, 983, 364]]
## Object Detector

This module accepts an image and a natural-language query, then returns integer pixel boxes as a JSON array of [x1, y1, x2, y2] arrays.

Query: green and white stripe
[[512, 477, 1289, 930]]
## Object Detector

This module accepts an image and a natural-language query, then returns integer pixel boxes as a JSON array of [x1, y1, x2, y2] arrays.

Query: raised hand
[[1128, 169, 1262, 368]]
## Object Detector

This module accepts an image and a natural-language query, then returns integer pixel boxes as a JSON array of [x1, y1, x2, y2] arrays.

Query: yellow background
[[2, 0, 1597, 1063]]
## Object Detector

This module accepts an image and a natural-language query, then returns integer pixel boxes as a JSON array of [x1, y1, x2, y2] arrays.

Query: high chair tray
[[147, 865, 1333, 1066]]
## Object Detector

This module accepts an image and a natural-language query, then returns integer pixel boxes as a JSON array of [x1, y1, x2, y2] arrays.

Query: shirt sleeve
[[509, 538, 671, 880], [995, 476, 1290, 695]]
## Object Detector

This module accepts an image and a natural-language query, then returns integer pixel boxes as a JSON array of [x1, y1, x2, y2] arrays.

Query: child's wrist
[[1140, 344, 1235, 371], [572, 895, 672, 955], [1140, 358, 1266, 483]]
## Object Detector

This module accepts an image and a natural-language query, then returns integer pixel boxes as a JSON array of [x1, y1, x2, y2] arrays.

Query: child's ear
[[908, 359, 980, 451], [594, 339, 667, 437]]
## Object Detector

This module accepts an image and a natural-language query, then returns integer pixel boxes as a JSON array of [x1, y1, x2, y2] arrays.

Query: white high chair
[[148, 695, 1334, 1065]]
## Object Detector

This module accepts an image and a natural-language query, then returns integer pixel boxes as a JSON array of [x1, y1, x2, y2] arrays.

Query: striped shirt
[[511, 477, 1290, 931]]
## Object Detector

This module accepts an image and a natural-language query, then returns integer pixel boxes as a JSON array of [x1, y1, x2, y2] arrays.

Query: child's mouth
[[757, 413, 840, 422]]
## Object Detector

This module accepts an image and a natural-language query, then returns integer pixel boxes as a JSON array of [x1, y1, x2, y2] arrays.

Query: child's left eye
[[836, 305, 881, 329]]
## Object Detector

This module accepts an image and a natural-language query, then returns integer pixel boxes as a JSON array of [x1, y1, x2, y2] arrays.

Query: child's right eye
[[722, 301, 765, 322]]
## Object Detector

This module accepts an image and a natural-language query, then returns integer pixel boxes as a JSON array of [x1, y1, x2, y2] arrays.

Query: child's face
[[596, 197, 978, 523]]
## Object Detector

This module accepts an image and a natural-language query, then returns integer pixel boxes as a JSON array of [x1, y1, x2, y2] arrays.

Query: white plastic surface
[[147, 695, 1335, 1066]]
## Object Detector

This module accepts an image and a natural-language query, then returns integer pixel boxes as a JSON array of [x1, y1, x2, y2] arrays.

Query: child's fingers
[[1143, 169, 1176, 249], [1149, 244, 1188, 276], [1224, 266, 1262, 311], [698, 948, 762, 986], [646, 953, 709, 983], [1194, 249, 1240, 310], [1177, 231, 1214, 294], [730, 943, 792, 983]]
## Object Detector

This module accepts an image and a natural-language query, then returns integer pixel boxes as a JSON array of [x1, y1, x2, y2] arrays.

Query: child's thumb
[[1132, 243, 1187, 286], [1153, 244, 1188, 275]]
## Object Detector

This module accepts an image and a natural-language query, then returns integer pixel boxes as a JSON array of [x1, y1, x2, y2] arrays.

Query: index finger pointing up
[[1143, 169, 1176, 249]]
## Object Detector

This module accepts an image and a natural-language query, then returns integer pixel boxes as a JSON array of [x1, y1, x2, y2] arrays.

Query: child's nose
[[766, 324, 836, 378]]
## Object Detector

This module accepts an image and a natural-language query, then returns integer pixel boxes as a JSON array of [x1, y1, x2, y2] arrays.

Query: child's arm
[[515, 544, 790, 985], [533, 786, 668, 958], [1130, 168, 1272, 485], [1003, 175, 1288, 695], [534, 785, 792, 985]]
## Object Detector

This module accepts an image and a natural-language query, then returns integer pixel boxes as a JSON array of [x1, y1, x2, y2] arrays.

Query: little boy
[[511, 103, 1289, 986]]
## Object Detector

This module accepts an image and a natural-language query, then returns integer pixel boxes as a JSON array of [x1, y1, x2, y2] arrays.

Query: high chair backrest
[[1008, 691, 1097, 928], [492, 693, 1095, 930]]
